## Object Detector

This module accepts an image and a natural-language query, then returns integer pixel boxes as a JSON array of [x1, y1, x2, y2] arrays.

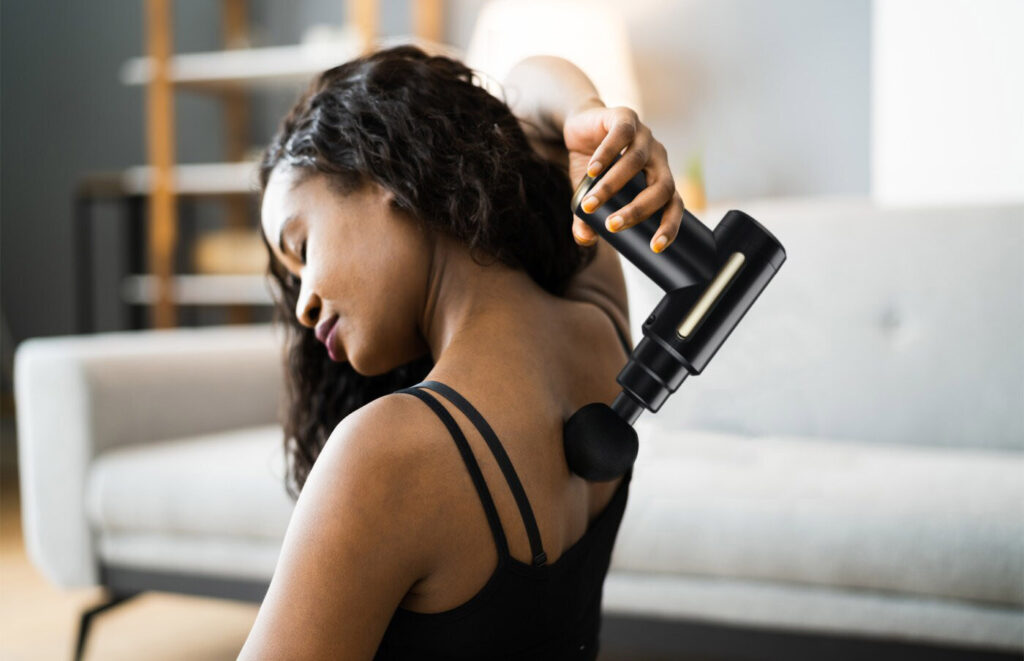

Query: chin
[[344, 345, 383, 377], [351, 353, 399, 378], [350, 341, 428, 378]]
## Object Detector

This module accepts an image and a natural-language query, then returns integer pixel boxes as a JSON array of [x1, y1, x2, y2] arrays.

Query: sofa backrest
[[621, 196, 1023, 451]]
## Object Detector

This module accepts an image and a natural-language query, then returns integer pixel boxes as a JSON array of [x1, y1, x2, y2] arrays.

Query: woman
[[239, 45, 684, 660]]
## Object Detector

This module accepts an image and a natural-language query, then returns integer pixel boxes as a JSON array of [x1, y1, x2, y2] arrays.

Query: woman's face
[[261, 164, 434, 375]]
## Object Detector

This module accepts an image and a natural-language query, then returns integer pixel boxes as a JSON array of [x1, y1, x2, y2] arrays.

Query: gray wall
[[634, 0, 870, 201], [1, 1, 234, 348], [0, 0, 869, 384], [447, 0, 870, 202]]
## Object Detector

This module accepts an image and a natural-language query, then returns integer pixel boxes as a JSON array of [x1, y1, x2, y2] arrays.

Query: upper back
[[374, 297, 634, 659]]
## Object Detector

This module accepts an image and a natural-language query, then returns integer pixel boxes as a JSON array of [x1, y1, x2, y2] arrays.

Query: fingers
[[574, 186, 685, 254], [591, 146, 683, 252], [573, 216, 598, 246], [573, 106, 684, 253], [582, 107, 641, 179], [650, 192, 685, 253], [579, 123, 654, 215], [605, 180, 683, 252]]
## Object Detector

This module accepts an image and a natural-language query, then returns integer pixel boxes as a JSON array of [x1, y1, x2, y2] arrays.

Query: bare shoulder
[[328, 388, 465, 532], [305, 389, 460, 568], [327, 389, 443, 468], [321, 390, 458, 532], [237, 391, 455, 659]]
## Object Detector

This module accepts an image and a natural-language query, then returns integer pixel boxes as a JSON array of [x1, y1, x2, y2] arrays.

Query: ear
[[372, 181, 398, 208]]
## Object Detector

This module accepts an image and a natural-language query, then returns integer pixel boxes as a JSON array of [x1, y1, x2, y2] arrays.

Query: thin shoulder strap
[[417, 380, 548, 566], [395, 386, 512, 561]]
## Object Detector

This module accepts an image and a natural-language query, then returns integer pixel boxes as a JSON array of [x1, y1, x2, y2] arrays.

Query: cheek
[[369, 230, 432, 337], [339, 224, 430, 339], [372, 232, 430, 324]]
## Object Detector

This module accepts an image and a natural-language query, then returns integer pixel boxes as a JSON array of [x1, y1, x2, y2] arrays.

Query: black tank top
[[373, 378, 634, 660]]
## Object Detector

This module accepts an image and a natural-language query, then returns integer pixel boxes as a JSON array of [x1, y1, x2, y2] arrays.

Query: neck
[[419, 236, 549, 363]]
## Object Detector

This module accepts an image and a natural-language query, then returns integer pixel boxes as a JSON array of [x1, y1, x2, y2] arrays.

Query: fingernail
[[582, 196, 599, 213], [653, 235, 668, 252], [587, 161, 603, 177], [574, 229, 594, 245], [607, 215, 624, 232]]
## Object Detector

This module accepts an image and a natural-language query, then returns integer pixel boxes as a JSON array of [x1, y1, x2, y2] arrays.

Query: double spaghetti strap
[[398, 380, 548, 567], [396, 386, 512, 561]]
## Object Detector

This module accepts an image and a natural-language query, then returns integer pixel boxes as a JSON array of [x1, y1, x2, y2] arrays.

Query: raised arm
[[499, 56, 685, 351], [500, 56, 632, 346], [501, 55, 605, 170]]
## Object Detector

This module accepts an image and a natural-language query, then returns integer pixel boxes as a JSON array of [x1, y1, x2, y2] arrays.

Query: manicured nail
[[582, 196, 599, 213], [574, 227, 594, 244], [607, 215, 624, 231], [653, 235, 668, 252], [587, 161, 603, 177]]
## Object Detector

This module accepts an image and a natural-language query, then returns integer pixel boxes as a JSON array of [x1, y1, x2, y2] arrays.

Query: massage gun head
[[563, 403, 638, 482]]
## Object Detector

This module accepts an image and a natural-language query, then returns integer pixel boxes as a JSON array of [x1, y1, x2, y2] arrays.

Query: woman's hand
[[563, 100, 685, 254]]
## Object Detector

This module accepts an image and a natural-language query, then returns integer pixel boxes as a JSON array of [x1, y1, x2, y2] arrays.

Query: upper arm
[[508, 115, 633, 346], [238, 396, 440, 661], [500, 57, 632, 348]]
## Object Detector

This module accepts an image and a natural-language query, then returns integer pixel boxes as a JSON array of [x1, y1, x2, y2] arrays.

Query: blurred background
[[1, 0, 876, 348], [1, 1, 1021, 659]]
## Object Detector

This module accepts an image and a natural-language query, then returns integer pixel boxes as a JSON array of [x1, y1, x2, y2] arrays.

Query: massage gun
[[562, 154, 787, 481]]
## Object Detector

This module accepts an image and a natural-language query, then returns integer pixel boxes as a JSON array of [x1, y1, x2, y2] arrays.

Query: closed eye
[[299, 239, 307, 263]]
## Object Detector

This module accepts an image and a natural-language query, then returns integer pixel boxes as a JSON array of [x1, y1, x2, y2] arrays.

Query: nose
[[295, 281, 321, 329]]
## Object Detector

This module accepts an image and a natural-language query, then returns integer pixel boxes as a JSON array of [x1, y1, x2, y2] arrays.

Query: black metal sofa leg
[[74, 591, 141, 661]]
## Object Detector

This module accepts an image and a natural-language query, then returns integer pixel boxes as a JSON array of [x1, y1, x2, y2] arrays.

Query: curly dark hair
[[258, 45, 595, 500]]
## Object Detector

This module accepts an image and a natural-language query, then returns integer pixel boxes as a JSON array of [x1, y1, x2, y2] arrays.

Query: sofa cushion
[[613, 422, 1024, 608], [85, 425, 295, 542], [620, 199, 1024, 452], [93, 531, 285, 582], [602, 571, 1024, 652]]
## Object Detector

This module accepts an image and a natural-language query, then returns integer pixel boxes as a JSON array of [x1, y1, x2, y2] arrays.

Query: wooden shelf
[[122, 161, 260, 195], [77, 162, 260, 197], [125, 0, 449, 329], [120, 274, 275, 305], [121, 35, 464, 91]]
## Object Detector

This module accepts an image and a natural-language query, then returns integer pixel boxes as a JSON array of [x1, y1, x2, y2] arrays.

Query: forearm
[[501, 55, 604, 144]]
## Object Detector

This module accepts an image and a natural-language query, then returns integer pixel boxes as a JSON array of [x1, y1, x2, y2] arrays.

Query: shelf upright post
[[413, 0, 443, 42], [350, 0, 378, 55], [145, 0, 178, 328], [222, 0, 253, 325]]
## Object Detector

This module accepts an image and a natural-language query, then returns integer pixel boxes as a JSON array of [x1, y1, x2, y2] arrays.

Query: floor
[[0, 413, 260, 661]]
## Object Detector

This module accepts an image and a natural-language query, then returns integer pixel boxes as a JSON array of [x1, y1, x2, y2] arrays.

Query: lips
[[325, 322, 342, 361], [315, 314, 339, 346]]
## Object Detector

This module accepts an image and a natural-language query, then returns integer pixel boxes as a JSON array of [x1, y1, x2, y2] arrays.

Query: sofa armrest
[[13, 323, 285, 588]]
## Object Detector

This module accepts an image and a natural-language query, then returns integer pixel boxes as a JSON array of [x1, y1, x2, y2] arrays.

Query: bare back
[[398, 296, 631, 613]]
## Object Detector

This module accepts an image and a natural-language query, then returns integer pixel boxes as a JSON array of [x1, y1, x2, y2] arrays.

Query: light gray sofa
[[15, 196, 1023, 660]]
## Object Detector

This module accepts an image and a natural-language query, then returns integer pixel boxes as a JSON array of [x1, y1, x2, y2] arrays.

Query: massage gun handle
[[571, 161, 719, 292], [570, 154, 787, 421], [563, 154, 787, 482]]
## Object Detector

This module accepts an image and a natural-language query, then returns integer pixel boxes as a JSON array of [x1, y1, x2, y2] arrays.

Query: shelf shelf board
[[120, 274, 276, 306], [78, 162, 260, 197], [120, 35, 465, 91], [123, 161, 260, 195]]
